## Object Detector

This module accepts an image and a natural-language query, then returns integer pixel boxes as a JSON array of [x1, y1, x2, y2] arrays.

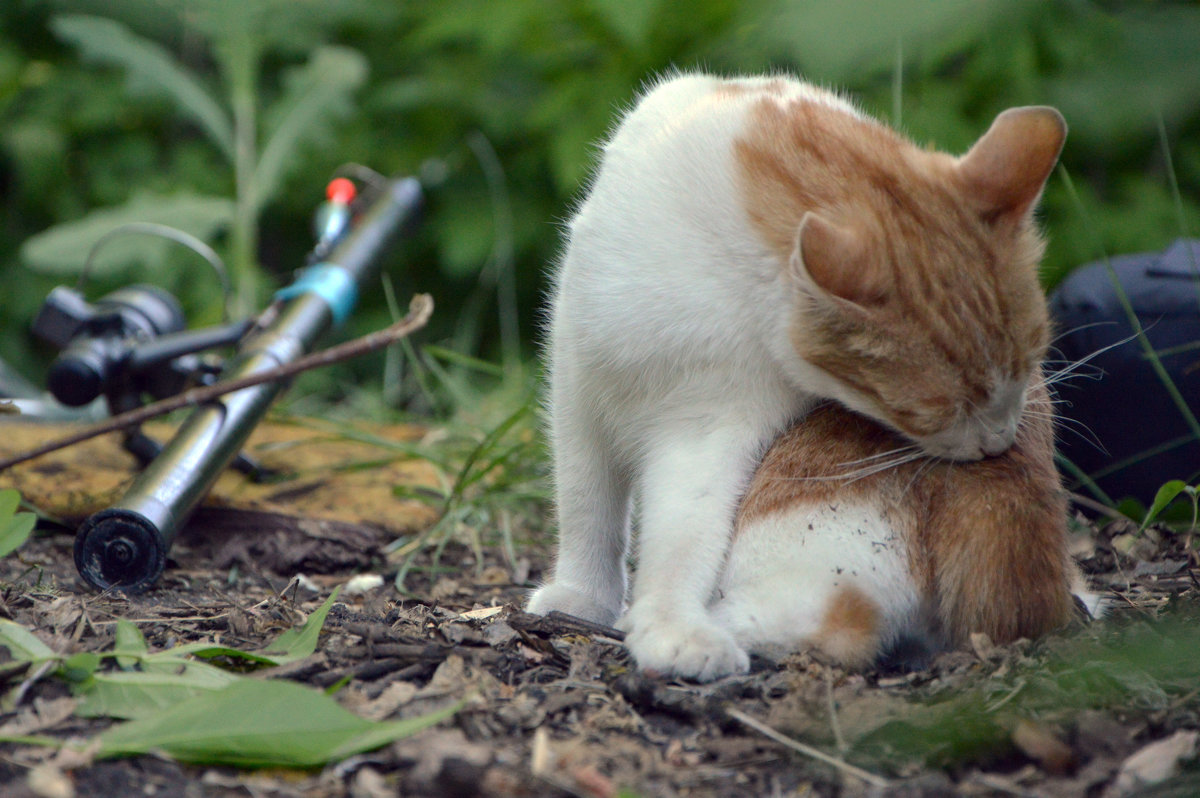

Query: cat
[[527, 71, 1070, 681], [713, 380, 1095, 670]]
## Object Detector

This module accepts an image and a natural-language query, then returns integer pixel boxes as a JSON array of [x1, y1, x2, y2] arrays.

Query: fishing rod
[[72, 174, 423, 593]]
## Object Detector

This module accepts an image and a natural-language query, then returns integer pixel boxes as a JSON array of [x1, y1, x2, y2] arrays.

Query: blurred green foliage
[[1, 0, 1198, 407]]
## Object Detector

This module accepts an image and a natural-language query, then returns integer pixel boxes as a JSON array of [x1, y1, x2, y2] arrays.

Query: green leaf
[[20, 193, 235, 276], [97, 678, 459, 767], [253, 46, 367, 213], [50, 15, 234, 160], [0, 489, 18, 519], [0, 619, 56, 662], [1142, 480, 1189, 530], [260, 586, 341, 663], [75, 661, 241, 720], [0, 489, 36, 558], [113, 620, 148, 670], [59, 652, 102, 683], [164, 643, 282, 666]]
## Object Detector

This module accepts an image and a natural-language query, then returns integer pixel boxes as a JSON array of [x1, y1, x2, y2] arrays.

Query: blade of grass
[[423, 344, 507, 377], [1056, 453, 1115, 507]]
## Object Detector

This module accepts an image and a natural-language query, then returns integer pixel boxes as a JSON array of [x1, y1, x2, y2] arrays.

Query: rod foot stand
[[74, 509, 167, 594]]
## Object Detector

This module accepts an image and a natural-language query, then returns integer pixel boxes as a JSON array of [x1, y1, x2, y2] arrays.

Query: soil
[[0, 418, 1198, 797]]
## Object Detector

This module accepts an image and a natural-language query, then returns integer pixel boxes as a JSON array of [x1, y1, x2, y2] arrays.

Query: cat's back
[[607, 73, 848, 148], [557, 74, 858, 356], [588, 73, 853, 194]]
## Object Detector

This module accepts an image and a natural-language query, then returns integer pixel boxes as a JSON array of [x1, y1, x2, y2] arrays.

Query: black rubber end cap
[[74, 509, 166, 594]]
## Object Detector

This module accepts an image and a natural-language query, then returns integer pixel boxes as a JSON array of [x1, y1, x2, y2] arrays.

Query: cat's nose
[[981, 425, 1016, 457]]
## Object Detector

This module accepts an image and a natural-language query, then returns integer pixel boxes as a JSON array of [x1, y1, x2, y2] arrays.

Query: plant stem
[[231, 79, 260, 317]]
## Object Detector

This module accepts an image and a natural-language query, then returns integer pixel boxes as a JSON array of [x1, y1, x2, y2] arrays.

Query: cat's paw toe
[[624, 613, 750, 682], [526, 582, 622, 626]]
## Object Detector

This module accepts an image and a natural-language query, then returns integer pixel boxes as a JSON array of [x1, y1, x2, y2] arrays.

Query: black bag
[[1049, 239, 1200, 506]]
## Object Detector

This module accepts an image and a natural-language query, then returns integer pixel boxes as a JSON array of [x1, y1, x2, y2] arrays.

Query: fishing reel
[[33, 284, 250, 413], [28, 225, 255, 469]]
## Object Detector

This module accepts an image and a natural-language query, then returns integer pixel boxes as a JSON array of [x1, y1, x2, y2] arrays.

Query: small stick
[[726, 707, 890, 789], [0, 294, 434, 472], [824, 671, 848, 754]]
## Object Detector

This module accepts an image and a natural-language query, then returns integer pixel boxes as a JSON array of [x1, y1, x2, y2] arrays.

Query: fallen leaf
[[357, 680, 419, 721], [1108, 730, 1198, 798], [0, 698, 78, 737], [27, 763, 74, 798], [1012, 719, 1075, 775]]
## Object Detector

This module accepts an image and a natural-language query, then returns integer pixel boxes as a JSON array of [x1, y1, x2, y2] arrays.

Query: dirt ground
[[1, 419, 1198, 797]]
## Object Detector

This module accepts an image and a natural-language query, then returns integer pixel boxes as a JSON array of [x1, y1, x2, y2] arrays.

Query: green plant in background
[[17, 2, 369, 317], [1, 1, 1199, 516], [3, 1, 1196, 385]]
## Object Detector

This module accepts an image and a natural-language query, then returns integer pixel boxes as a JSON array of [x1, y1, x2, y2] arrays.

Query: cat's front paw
[[526, 582, 622, 626], [619, 607, 750, 682]]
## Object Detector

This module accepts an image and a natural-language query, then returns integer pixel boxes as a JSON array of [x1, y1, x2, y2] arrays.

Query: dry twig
[[726, 707, 890, 789]]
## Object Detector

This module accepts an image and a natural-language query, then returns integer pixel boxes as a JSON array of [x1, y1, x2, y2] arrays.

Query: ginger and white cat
[[527, 72, 1073, 680]]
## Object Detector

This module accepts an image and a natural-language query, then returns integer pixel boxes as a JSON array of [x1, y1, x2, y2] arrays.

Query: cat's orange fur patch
[[813, 585, 882, 669]]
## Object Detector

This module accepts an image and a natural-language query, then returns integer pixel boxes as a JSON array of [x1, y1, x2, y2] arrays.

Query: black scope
[[33, 285, 187, 407]]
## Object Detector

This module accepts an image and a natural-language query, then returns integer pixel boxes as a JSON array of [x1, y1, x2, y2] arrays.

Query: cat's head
[[750, 105, 1066, 461]]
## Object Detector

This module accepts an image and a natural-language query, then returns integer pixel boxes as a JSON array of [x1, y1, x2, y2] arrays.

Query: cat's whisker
[[766, 447, 928, 485], [1019, 408, 1108, 455], [1041, 362, 1104, 386], [1040, 330, 1144, 388], [899, 455, 937, 498], [1041, 361, 1105, 383], [1049, 321, 1119, 346], [831, 450, 929, 483], [832, 444, 924, 467]]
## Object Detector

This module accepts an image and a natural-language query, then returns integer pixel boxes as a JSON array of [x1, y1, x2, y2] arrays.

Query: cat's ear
[[958, 106, 1066, 224], [789, 212, 887, 307]]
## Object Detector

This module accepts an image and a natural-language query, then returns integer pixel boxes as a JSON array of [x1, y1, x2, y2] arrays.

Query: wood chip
[[460, 605, 505, 621]]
